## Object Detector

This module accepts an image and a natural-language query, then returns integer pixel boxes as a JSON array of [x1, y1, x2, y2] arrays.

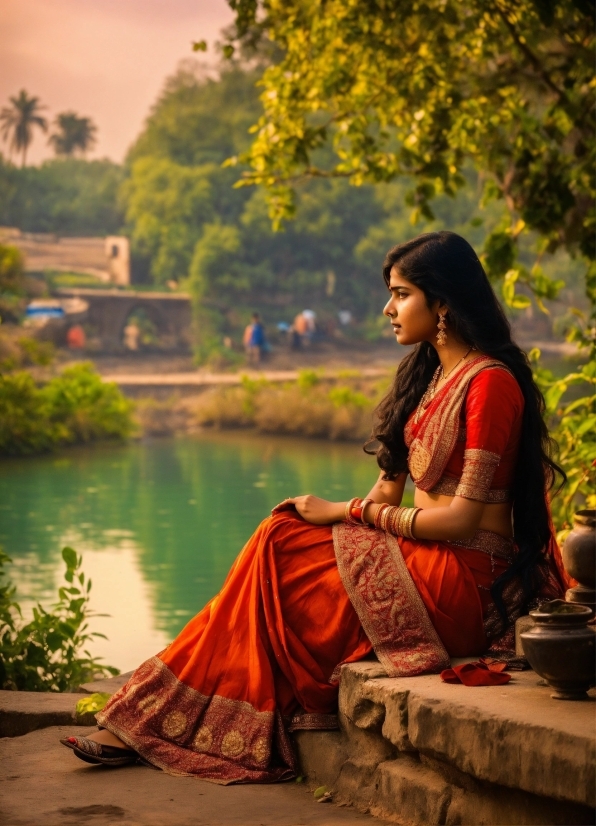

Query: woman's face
[[383, 266, 442, 346]]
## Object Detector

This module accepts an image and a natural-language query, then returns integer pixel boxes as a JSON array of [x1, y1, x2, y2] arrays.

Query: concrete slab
[[79, 671, 134, 694], [0, 726, 385, 826], [0, 691, 93, 737]]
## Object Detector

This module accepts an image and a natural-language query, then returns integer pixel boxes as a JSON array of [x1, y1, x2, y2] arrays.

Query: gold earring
[[436, 312, 447, 346]]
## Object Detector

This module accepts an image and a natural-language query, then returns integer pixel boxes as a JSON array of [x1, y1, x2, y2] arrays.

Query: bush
[[192, 372, 387, 441], [0, 330, 54, 373], [0, 363, 134, 456], [0, 546, 119, 692]]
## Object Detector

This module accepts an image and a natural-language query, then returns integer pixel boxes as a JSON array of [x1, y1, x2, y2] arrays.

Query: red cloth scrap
[[440, 657, 511, 686]]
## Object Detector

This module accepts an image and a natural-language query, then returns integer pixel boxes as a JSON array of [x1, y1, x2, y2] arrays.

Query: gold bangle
[[374, 503, 388, 530], [360, 498, 374, 526], [344, 498, 358, 524]]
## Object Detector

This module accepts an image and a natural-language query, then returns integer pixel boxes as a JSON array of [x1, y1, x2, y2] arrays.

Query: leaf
[[61, 547, 77, 570], [314, 786, 328, 800], [75, 692, 111, 716], [192, 40, 207, 52]]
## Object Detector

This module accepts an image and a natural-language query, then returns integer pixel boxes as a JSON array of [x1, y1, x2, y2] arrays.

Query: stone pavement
[[0, 726, 384, 826], [1, 661, 594, 825]]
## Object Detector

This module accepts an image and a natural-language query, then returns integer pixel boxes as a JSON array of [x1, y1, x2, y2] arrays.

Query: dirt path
[[0, 726, 385, 826]]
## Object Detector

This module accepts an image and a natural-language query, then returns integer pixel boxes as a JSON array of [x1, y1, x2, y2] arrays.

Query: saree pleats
[[97, 512, 503, 782], [97, 512, 370, 782]]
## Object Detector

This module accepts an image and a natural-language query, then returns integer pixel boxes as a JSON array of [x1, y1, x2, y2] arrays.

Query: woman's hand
[[272, 495, 345, 525]]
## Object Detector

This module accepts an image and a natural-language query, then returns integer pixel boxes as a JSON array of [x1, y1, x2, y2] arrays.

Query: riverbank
[[1, 662, 593, 825], [131, 370, 388, 441]]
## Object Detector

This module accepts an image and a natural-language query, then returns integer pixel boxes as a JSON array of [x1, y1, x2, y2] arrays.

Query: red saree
[[97, 355, 565, 782]]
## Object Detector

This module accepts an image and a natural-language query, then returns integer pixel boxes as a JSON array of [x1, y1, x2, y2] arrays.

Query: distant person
[[60, 232, 567, 788], [66, 325, 86, 350], [292, 311, 308, 348], [123, 321, 140, 351], [245, 312, 266, 365]]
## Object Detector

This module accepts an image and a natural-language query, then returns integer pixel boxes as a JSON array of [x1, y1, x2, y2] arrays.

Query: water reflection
[[1, 433, 411, 671]]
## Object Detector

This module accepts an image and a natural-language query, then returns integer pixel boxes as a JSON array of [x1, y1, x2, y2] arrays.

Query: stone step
[[294, 660, 596, 825]]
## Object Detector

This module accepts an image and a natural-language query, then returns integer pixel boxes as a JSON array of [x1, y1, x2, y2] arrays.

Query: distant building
[[0, 227, 130, 286]]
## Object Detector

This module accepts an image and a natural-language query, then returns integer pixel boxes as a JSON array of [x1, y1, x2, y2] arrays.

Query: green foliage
[[0, 156, 124, 235], [0, 332, 54, 372], [226, 1, 595, 262], [0, 243, 25, 322], [530, 350, 596, 530], [0, 363, 134, 456], [75, 692, 111, 715], [0, 546, 118, 691]]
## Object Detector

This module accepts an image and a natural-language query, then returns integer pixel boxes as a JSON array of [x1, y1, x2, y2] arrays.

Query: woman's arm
[[365, 470, 407, 506], [276, 471, 408, 525], [364, 495, 485, 541]]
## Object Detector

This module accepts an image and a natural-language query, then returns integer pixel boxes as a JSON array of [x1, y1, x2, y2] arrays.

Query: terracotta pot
[[521, 599, 595, 700], [562, 509, 596, 611]]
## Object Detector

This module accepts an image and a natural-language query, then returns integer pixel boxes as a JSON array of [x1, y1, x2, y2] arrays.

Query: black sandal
[[59, 735, 139, 767]]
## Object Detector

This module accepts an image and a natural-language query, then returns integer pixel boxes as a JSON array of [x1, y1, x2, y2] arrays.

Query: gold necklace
[[438, 346, 474, 383], [415, 346, 474, 423]]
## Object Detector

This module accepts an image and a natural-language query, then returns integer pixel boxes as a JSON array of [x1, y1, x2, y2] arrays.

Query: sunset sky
[[0, 0, 235, 165]]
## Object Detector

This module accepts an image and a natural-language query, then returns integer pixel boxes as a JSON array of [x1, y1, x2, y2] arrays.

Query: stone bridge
[[55, 287, 192, 353]]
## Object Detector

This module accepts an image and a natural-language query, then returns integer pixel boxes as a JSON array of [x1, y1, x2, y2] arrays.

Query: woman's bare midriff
[[414, 489, 513, 538]]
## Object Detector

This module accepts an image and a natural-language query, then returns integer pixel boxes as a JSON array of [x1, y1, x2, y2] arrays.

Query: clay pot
[[562, 509, 596, 610], [521, 599, 595, 700]]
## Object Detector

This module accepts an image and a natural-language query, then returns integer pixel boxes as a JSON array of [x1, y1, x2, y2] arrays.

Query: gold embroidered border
[[96, 656, 295, 783], [448, 529, 514, 562], [455, 448, 501, 502], [430, 474, 510, 503], [406, 357, 512, 492], [333, 523, 450, 676], [287, 713, 339, 732]]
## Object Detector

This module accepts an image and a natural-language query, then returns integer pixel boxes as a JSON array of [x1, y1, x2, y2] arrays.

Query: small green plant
[[530, 350, 596, 534], [0, 546, 119, 692], [297, 369, 321, 392]]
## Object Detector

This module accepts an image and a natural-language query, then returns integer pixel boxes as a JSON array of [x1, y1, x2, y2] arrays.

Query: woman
[[61, 231, 566, 782]]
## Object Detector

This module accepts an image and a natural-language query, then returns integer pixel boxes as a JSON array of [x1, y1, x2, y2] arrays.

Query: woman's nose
[[383, 299, 394, 317]]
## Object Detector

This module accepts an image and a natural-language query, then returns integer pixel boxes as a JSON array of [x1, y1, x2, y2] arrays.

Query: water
[[0, 433, 404, 672]]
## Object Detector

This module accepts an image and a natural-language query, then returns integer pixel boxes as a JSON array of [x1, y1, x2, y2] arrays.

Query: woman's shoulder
[[466, 361, 524, 410]]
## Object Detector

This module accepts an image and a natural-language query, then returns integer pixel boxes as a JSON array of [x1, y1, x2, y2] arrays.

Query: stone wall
[[294, 661, 595, 825]]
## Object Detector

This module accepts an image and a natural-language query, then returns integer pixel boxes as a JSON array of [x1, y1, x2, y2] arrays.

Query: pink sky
[[0, 0, 235, 165]]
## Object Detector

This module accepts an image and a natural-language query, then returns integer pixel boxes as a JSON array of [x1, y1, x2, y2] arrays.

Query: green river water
[[0, 432, 407, 672]]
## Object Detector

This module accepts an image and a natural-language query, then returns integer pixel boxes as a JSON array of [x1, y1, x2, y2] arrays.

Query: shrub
[[0, 546, 119, 692], [0, 363, 134, 456]]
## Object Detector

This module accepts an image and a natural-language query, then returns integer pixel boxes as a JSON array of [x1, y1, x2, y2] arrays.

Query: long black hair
[[366, 231, 565, 622]]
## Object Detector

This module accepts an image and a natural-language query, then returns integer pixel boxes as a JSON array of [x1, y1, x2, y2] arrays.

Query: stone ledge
[[294, 659, 596, 825], [0, 691, 93, 737]]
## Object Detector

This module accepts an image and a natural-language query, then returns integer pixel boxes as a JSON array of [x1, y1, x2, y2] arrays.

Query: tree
[[0, 157, 124, 236], [221, 1, 595, 526], [0, 90, 48, 167], [49, 111, 97, 157], [224, 1, 595, 269]]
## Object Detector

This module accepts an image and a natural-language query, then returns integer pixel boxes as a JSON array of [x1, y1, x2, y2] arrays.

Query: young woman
[[61, 231, 566, 781]]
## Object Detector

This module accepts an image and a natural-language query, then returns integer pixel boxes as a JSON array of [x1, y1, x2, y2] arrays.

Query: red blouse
[[422, 367, 524, 502]]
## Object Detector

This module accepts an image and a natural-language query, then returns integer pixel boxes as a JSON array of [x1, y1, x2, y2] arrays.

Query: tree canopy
[[0, 90, 47, 167], [49, 112, 97, 157], [0, 157, 124, 236], [224, 0, 595, 270]]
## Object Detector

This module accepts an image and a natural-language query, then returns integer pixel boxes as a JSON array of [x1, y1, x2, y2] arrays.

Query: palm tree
[[49, 111, 97, 157], [0, 90, 48, 167]]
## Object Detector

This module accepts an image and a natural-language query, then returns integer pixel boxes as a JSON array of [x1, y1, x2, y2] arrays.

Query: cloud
[[0, 0, 235, 164]]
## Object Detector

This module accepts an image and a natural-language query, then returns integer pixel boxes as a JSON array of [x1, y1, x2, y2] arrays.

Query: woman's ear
[[429, 298, 446, 316]]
